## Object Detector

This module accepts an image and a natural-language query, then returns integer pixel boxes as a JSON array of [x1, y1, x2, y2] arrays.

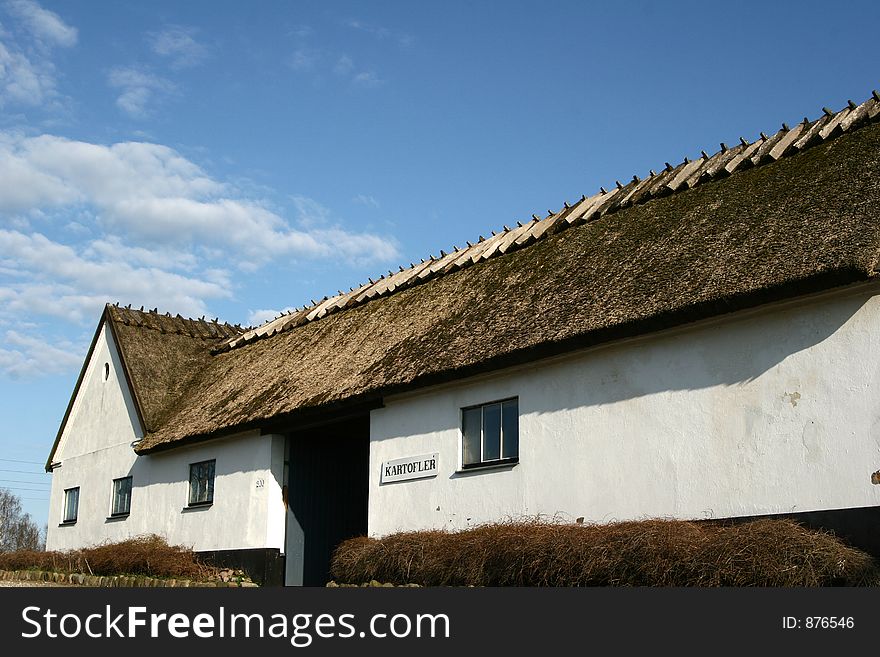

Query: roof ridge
[[216, 91, 880, 354], [107, 303, 244, 341]]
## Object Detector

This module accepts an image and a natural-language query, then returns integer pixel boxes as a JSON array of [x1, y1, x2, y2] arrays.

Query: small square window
[[461, 398, 519, 468], [189, 459, 215, 506], [62, 487, 79, 523], [111, 476, 132, 516]]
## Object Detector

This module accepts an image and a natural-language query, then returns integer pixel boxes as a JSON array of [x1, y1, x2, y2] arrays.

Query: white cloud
[[0, 131, 400, 376], [346, 19, 413, 48], [6, 0, 77, 48], [290, 25, 312, 39], [247, 307, 296, 327], [291, 194, 332, 227], [353, 194, 379, 209], [289, 47, 318, 72], [0, 0, 76, 109], [0, 30, 55, 107], [0, 40, 46, 104], [0, 329, 82, 378], [352, 71, 381, 87], [0, 131, 79, 210], [334, 55, 353, 76], [346, 19, 390, 40], [83, 236, 199, 271], [0, 229, 232, 323], [148, 25, 208, 69], [107, 67, 175, 118], [0, 132, 399, 265]]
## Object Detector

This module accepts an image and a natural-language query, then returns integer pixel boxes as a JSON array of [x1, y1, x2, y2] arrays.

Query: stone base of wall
[[0, 569, 258, 587], [327, 581, 421, 587]]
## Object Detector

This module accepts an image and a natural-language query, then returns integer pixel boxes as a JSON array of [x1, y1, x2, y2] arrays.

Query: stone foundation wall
[[0, 569, 257, 587]]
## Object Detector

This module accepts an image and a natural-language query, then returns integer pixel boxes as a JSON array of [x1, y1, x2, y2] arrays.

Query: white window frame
[[111, 476, 132, 517], [460, 397, 519, 469], [62, 486, 79, 524]]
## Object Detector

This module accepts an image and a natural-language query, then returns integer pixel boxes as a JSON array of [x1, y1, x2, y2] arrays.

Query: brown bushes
[[0, 534, 218, 580], [330, 518, 879, 587]]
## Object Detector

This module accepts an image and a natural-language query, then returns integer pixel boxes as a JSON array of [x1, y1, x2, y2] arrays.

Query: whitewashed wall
[[368, 285, 880, 537], [46, 323, 287, 552]]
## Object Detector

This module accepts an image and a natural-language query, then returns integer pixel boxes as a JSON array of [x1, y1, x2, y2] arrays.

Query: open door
[[284, 415, 369, 586]]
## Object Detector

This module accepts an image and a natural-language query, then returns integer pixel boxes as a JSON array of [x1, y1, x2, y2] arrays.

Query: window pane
[[205, 461, 215, 502], [113, 477, 132, 515], [189, 466, 200, 503], [502, 399, 519, 459], [483, 403, 501, 461], [462, 407, 482, 465], [64, 488, 78, 522], [189, 461, 215, 504]]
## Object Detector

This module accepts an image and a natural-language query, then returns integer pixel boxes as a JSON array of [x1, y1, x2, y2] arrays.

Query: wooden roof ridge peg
[[204, 90, 880, 357]]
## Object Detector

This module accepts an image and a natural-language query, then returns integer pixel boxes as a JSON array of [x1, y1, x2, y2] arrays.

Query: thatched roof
[[219, 94, 880, 350], [106, 307, 243, 432], [48, 93, 880, 461], [46, 308, 242, 469]]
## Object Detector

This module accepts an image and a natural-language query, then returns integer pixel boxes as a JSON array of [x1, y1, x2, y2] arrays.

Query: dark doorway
[[284, 415, 369, 586]]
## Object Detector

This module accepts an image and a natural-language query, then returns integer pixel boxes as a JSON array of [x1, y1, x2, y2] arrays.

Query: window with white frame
[[461, 397, 519, 468], [188, 459, 215, 506], [111, 476, 132, 516], [62, 487, 79, 523]]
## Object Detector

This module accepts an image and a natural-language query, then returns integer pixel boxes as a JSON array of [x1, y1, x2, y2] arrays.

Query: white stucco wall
[[46, 323, 286, 552], [368, 284, 880, 537]]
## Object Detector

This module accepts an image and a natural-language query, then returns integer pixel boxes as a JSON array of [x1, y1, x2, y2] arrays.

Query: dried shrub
[[330, 518, 879, 587], [0, 534, 219, 580]]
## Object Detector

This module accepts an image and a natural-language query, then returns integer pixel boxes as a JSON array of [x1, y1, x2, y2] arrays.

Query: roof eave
[[134, 269, 876, 455], [134, 394, 385, 455]]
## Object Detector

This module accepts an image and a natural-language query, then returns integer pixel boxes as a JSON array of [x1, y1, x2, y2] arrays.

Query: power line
[[0, 468, 45, 475], [0, 479, 50, 486], [0, 458, 43, 465], [0, 486, 50, 493]]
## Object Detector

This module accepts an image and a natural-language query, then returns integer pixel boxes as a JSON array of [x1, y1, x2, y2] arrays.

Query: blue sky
[[1, 0, 878, 531]]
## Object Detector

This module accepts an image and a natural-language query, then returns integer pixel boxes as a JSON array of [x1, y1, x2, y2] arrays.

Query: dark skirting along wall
[[711, 505, 880, 559], [194, 506, 880, 587], [196, 548, 285, 587]]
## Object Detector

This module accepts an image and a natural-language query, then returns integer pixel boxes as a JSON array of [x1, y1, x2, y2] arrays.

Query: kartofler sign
[[380, 453, 439, 484]]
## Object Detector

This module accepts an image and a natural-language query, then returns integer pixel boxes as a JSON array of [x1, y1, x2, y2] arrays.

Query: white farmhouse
[[47, 94, 880, 585]]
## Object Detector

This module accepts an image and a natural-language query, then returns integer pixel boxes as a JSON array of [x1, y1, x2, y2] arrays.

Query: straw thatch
[[108, 308, 242, 431], [46, 95, 880, 459]]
